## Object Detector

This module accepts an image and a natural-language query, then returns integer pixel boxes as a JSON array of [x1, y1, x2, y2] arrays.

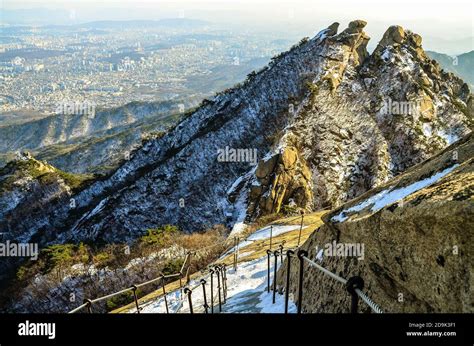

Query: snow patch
[[422, 123, 433, 137], [331, 164, 459, 222], [314, 29, 329, 42], [227, 175, 244, 195], [247, 225, 304, 241], [228, 190, 249, 237], [438, 130, 459, 145], [315, 248, 324, 262], [141, 256, 296, 314], [381, 49, 394, 63]]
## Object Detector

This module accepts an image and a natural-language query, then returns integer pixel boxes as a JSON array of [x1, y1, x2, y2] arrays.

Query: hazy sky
[[2, 0, 473, 52]]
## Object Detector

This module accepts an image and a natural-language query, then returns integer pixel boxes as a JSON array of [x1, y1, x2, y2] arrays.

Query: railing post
[[184, 288, 193, 314], [131, 285, 140, 314], [297, 211, 305, 247], [185, 267, 191, 285], [233, 237, 237, 271], [215, 266, 222, 312], [266, 250, 272, 293], [186, 252, 192, 284], [222, 264, 227, 300], [346, 276, 364, 314], [279, 244, 284, 263], [84, 299, 93, 313], [269, 225, 273, 250], [210, 269, 214, 313], [272, 250, 279, 304], [200, 279, 208, 314], [218, 265, 227, 304], [161, 274, 169, 314], [297, 249, 308, 314], [179, 274, 183, 303], [285, 250, 294, 313], [234, 237, 239, 271]]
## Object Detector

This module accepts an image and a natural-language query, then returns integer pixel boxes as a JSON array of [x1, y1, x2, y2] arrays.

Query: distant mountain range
[[0, 98, 200, 174], [1, 8, 72, 26], [426, 50, 474, 87], [1, 9, 210, 28], [68, 19, 211, 30]]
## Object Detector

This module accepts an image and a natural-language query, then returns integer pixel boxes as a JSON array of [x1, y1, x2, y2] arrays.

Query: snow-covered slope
[[0, 98, 200, 174]]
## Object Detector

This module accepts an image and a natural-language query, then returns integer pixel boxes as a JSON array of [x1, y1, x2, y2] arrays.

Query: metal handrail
[[295, 252, 384, 314], [265, 245, 385, 314], [302, 255, 347, 285], [68, 247, 209, 313]]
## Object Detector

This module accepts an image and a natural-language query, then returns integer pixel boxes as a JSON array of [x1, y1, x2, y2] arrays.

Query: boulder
[[326, 22, 340, 37], [418, 94, 436, 121], [385, 25, 405, 44], [345, 20, 367, 34], [249, 147, 313, 216], [375, 25, 406, 54], [410, 33, 423, 47], [255, 155, 278, 178]]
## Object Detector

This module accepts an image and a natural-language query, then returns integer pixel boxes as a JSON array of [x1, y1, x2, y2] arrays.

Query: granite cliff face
[[0, 20, 472, 271], [276, 133, 473, 312]]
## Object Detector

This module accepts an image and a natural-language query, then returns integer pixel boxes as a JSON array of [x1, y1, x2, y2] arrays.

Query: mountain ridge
[[426, 50, 474, 87]]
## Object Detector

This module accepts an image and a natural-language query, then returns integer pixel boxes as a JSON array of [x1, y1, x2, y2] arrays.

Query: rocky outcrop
[[0, 156, 94, 284], [275, 133, 473, 312], [339, 19, 370, 66], [0, 156, 94, 233], [248, 146, 313, 215], [247, 21, 471, 217]]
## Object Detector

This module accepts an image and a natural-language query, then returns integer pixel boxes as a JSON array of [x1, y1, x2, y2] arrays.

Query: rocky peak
[[378, 24, 423, 50], [325, 22, 340, 37], [377, 25, 406, 48], [336, 19, 370, 66], [246, 21, 471, 217], [373, 24, 428, 65]]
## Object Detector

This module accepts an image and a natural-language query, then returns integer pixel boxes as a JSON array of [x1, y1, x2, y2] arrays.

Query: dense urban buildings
[[0, 22, 293, 118]]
